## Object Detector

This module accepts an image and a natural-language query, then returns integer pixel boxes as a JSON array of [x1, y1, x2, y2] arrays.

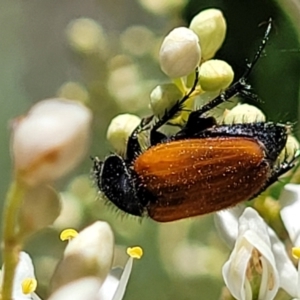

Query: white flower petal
[[279, 184, 300, 246], [112, 257, 133, 300], [97, 273, 119, 300], [14, 252, 36, 299], [214, 204, 245, 248], [48, 277, 101, 300], [223, 237, 253, 300], [268, 227, 298, 297], [0, 252, 38, 300], [222, 208, 279, 300]]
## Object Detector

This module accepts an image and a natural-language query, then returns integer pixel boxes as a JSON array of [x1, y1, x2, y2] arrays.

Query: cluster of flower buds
[[153, 8, 232, 124], [106, 8, 233, 154], [106, 8, 298, 163]]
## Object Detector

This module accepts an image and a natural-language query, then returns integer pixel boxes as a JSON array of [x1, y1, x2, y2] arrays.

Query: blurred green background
[[0, 0, 299, 299]]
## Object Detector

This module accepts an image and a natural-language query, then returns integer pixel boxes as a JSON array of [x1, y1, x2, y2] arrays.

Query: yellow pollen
[[292, 247, 300, 259], [127, 246, 143, 259], [22, 278, 37, 294], [60, 228, 78, 241]]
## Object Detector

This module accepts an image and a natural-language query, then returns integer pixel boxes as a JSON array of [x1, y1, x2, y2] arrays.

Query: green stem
[[172, 77, 186, 94], [1, 179, 27, 300]]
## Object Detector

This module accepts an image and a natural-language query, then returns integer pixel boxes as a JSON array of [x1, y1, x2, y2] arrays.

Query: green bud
[[150, 84, 183, 118], [190, 8, 226, 60], [199, 59, 234, 91]]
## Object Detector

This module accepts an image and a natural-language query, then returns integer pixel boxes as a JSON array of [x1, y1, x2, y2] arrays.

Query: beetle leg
[[251, 154, 299, 199], [126, 130, 143, 161], [175, 116, 217, 138], [144, 68, 200, 134], [196, 19, 272, 116]]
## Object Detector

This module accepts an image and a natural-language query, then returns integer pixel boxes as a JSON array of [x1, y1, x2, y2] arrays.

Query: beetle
[[93, 21, 298, 222]]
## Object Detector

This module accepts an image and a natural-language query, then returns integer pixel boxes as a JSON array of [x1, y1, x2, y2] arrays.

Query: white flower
[[215, 207, 298, 299], [0, 252, 41, 300], [189, 8, 226, 60], [11, 99, 92, 186], [159, 27, 201, 78], [49, 241, 142, 300]]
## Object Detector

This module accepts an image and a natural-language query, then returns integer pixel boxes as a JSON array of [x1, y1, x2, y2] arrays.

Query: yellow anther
[[292, 247, 300, 259], [22, 278, 37, 294], [127, 246, 143, 259], [60, 228, 78, 241]]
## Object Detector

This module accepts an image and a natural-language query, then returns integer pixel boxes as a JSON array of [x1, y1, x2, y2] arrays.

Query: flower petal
[[48, 277, 101, 300], [112, 257, 133, 300], [214, 204, 245, 248], [279, 184, 300, 246], [222, 208, 280, 300], [268, 227, 298, 297]]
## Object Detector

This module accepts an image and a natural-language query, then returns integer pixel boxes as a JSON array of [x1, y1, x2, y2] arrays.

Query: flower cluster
[[102, 7, 300, 300], [0, 222, 142, 300], [107, 8, 234, 154], [2, 5, 300, 300], [1, 98, 141, 300]]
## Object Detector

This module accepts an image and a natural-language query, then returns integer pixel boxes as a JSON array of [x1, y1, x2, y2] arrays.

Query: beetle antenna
[[243, 18, 272, 79], [196, 18, 272, 116]]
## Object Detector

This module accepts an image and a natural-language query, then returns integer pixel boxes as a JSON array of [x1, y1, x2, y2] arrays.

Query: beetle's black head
[[93, 154, 145, 217]]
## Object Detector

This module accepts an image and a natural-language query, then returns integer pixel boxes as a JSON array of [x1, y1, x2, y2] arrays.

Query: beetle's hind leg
[[196, 19, 272, 117], [252, 151, 300, 199], [138, 68, 200, 137]]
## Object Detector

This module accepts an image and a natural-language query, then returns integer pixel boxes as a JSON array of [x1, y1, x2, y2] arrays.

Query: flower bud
[[189, 9, 226, 60], [159, 27, 201, 78], [19, 185, 61, 236], [150, 84, 183, 118], [11, 99, 92, 186], [57, 81, 89, 104], [223, 104, 266, 124], [51, 221, 114, 291], [66, 18, 107, 54], [106, 114, 141, 155], [199, 59, 234, 91]]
